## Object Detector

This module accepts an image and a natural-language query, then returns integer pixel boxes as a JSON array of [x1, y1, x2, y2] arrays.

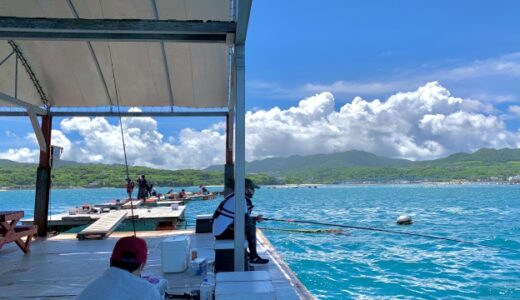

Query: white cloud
[[0, 147, 39, 162], [303, 80, 409, 95], [5, 130, 17, 138], [58, 114, 226, 169], [254, 52, 520, 103], [442, 52, 520, 80], [245, 82, 520, 161], [1, 82, 519, 168], [509, 105, 520, 117]]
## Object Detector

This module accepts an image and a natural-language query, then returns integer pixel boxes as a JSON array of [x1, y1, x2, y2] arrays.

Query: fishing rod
[[263, 217, 520, 254]]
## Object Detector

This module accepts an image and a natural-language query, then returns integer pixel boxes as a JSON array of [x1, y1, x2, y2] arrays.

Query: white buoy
[[396, 215, 413, 225]]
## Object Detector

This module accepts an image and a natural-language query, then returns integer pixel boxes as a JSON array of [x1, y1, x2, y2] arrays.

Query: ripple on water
[[2, 185, 519, 299], [258, 185, 520, 299]]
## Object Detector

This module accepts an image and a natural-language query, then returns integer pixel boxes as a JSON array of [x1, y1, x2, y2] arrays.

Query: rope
[[107, 42, 136, 237], [263, 217, 520, 254]]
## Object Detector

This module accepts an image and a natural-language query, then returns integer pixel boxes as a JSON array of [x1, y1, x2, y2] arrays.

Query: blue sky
[[1, 0, 520, 169]]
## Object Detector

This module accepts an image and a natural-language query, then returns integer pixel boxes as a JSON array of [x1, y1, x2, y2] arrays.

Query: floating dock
[[0, 230, 314, 299], [22, 206, 186, 232]]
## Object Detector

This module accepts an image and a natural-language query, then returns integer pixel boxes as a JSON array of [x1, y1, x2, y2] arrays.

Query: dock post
[[34, 115, 52, 237]]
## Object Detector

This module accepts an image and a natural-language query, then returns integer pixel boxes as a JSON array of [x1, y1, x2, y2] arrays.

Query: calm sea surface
[[1, 184, 519, 299]]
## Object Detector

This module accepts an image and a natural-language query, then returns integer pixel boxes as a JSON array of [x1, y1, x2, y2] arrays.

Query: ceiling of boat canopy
[[0, 0, 236, 111]]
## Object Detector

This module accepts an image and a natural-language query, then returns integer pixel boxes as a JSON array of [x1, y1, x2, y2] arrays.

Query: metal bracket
[[0, 92, 47, 115], [28, 111, 47, 152]]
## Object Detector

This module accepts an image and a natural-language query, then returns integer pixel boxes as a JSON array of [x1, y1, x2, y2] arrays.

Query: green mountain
[[0, 160, 223, 189], [1, 148, 519, 188], [207, 148, 520, 183], [205, 150, 412, 173], [428, 148, 520, 164]]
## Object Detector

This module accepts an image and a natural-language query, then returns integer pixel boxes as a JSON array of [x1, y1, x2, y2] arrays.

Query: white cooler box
[[161, 235, 191, 272]]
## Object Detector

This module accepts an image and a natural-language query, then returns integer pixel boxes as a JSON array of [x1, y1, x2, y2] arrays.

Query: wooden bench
[[0, 211, 37, 254]]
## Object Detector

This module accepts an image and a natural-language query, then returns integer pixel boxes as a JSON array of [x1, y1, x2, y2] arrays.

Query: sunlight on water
[[1, 184, 519, 299]]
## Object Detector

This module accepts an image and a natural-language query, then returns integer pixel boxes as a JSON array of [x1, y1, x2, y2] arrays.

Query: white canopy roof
[[0, 0, 237, 112]]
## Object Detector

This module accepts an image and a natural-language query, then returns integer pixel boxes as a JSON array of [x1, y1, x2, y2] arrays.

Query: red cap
[[110, 236, 147, 265]]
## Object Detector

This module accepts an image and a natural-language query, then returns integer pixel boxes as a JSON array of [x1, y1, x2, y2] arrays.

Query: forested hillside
[[1, 148, 519, 188]]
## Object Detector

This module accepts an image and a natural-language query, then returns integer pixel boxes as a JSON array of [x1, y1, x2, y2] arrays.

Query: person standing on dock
[[126, 178, 135, 200], [212, 178, 269, 264], [76, 236, 162, 300], [137, 175, 148, 200]]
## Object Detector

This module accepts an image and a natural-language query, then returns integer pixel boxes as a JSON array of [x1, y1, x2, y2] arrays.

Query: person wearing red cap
[[76, 236, 161, 300]]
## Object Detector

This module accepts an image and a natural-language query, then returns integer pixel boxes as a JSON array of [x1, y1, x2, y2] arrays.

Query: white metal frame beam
[[0, 92, 47, 115], [28, 112, 47, 152], [0, 17, 236, 43], [0, 92, 49, 151], [233, 0, 252, 272], [0, 110, 227, 117]]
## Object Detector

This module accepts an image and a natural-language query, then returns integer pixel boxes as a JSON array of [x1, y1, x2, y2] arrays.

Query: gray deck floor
[[0, 230, 313, 299]]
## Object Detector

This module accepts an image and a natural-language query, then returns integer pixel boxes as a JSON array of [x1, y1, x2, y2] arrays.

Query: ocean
[[1, 184, 519, 299]]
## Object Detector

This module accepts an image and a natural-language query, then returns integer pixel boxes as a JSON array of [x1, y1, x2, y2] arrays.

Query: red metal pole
[[34, 115, 52, 236], [224, 113, 234, 195]]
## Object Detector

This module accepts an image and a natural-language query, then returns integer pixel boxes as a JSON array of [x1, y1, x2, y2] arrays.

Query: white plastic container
[[161, 235, 190, 272], [171, 203, 179, 210], [200, 277, 214, 300], [190, 257, 207, 275]]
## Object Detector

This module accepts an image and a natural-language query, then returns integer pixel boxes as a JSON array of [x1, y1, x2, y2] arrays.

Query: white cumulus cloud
[[1, 82, 519, 168], [0, 147, 39, 162], [57, 114, 226, 169], [245, 82, 520, 161]]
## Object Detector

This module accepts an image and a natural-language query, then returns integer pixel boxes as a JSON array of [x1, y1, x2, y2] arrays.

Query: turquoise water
[[1, 184, 519, 299]]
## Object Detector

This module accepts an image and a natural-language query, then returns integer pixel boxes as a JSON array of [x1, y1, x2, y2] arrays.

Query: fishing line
[[108, 41, 136, 237], [259, 227, 348, 234], [263, 217, 520, 254]]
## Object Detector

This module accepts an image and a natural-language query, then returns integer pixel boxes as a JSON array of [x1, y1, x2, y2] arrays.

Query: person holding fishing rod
[[212, 178, 269, 265]]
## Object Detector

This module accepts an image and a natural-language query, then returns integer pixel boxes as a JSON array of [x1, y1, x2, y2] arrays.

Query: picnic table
[[0, 211, 37, 254]]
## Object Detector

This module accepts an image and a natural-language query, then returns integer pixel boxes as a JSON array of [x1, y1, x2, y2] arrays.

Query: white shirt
[[76, 267, 162, 300], [212, 194, 248, 236]]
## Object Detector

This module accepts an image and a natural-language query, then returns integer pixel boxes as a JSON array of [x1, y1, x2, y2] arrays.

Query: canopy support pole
[[34, 115, 52, 237], [234, 44, 246, 271]]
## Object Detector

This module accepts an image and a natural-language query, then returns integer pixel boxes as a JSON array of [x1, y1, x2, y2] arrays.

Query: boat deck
[[0, 230, 314, 299]]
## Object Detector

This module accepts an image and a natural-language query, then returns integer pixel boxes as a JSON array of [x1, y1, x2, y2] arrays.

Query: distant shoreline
[[1, 180, 519, 191]]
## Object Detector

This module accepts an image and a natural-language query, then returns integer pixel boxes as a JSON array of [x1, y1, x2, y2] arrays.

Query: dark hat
[[245, 178, 260, 189], [225, 178, 260, 189], [111, 236, 147, 265]]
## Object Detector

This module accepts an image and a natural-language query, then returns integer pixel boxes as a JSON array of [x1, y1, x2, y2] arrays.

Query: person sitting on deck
[[76, 236, 162, 300], [212, 178, 269, 265], [199, 185, 209, 195], [149, 184, 158, 197], [178, 189, 186, 199]]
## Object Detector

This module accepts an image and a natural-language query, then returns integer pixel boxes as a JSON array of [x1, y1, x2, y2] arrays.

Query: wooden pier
[[77, 210, 128, 240]]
